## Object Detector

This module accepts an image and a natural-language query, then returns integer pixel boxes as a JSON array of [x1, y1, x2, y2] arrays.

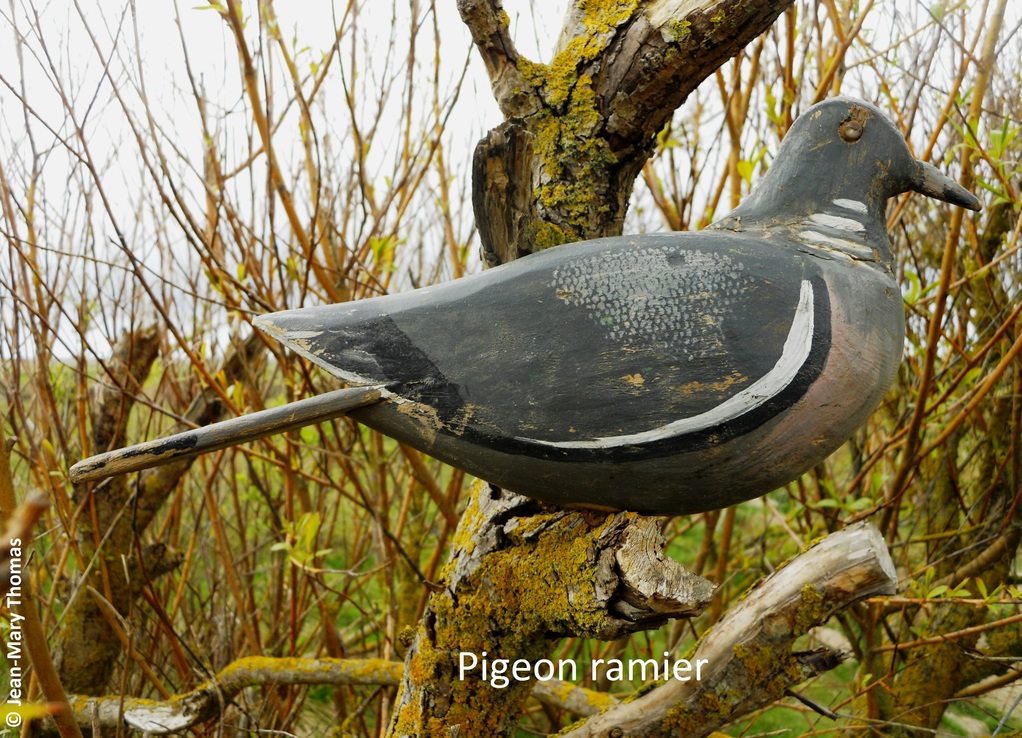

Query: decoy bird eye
[[839, 106, 869, 142], [839, 119, 864, 142]]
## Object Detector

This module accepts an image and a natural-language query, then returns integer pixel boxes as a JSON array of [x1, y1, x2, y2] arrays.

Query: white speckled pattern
[[550, 247, 753, 360]]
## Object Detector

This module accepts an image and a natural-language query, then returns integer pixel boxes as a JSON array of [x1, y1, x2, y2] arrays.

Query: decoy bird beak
[[910, 160, 982, 211]]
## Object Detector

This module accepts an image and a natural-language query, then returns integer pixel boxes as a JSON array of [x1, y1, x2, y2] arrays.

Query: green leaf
[[765, 89, 782, 127], [737, 160, 754, 184], [811, 498, 840, 509]]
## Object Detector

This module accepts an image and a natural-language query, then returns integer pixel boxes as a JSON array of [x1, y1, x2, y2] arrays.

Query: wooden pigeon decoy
[[71, 98, 980, 515]]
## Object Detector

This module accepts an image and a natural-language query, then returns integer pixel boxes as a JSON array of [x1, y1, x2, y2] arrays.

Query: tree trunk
[[467, 0, 794, 265], [388, 487, 714, 736]]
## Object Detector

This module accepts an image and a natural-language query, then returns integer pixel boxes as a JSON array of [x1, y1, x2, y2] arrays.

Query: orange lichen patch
[[622, 373, 646, 387], [670, 369, 747, 400]]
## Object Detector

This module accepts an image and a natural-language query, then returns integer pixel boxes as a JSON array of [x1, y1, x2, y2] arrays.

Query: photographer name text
[[4, 538, 25, 730]]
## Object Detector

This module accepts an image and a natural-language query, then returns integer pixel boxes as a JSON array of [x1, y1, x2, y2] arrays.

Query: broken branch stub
[[559, 522, 898, 738]]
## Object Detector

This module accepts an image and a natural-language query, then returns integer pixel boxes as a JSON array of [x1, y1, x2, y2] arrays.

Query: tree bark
[[465, 0, 794, 265], [388, 485, 713, 736], [558, 522, 897, 738], [54, 326, 164, 694], [49, 657, 613, 734]]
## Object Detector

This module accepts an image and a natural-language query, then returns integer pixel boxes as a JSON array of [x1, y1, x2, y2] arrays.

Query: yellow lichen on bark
[[793, 583, 824, 636], [392, 495, 632, 736], [507, 1, 640, 250]]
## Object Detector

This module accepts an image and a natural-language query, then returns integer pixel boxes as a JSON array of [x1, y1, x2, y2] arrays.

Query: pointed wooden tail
[[69, 386, 384, 484]]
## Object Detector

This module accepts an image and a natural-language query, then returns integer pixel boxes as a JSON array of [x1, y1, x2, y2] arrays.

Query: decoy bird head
[[715, 97, 981, 264]]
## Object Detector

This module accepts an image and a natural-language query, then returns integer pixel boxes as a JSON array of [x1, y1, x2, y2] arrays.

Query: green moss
[[664, 689, 732, 731], [699, 689, 732, 719], [661, 703, 699, 735], [733, 641, 772, 685]]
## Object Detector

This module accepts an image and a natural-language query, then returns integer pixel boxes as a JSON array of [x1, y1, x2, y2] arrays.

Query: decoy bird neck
[[709, 184, 894, 269], [707, 114, 902, 268]]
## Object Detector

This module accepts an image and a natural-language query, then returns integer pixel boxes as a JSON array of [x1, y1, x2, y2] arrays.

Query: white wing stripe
[[798, 230, 874, 259], [521, 279, 816, 449]]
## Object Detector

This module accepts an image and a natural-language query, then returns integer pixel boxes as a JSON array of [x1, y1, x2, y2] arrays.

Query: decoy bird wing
[[257, 233, 829, 460]]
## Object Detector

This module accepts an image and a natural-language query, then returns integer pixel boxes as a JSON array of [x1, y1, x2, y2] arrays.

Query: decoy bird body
[[259, 233, 887, 514], [256, 98, 979, 515], [71, 98, 980, 515]]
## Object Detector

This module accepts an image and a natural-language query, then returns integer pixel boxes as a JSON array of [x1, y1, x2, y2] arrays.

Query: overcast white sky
[[0, 2, 577, 360]]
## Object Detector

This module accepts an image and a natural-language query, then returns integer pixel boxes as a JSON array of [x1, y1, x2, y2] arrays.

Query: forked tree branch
[[463, 0, 794, 264]]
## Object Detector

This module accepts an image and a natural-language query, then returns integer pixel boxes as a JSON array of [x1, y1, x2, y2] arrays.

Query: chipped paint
[[395, 401, 444, 444], [255, 316, 388, 388], [255, 317, 321, 343], [832, 198, 868, 214], [671, 370, 746, 399], [623, 373, 646, 387], [797, 230, 875, 260], [808, 213, 865, 232]]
